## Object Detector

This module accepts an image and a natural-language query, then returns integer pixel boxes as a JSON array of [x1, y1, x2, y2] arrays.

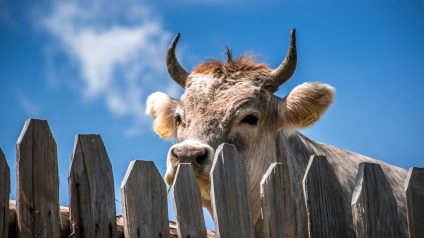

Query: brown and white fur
[[146, 40, 408, 236]]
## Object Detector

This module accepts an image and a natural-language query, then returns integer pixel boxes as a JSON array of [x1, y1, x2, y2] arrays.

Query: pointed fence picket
[[260, 162, 291, 238], [0, 118, 423, 238], [211, 143, 254, 238], [0, 149, 9, 238], [351, 162, 404, 237], [69, 134, 117, 238], [303, 155, 355, 237], [16, 119, 60, 238], [405, 167, 424, 238], [173, 163, 207, 238], [121, 160, 169, 238]]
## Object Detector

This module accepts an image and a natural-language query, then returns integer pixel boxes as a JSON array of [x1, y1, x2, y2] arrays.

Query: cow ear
[[146, 92, 178, 138], [279, 82, 334, 129]]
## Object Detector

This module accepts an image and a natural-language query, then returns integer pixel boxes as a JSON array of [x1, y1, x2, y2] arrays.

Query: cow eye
[[175, 114, 182, 126], [240, 114, 258, 125]]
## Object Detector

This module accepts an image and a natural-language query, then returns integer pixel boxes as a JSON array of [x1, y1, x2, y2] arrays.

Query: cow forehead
[[181, 74, 263, 114]]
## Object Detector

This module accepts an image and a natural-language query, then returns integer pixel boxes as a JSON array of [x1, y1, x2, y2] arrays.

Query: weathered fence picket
[[121, 160, 169, 238], [0, 149, 9, 238], [211, 143, 254, 238], [302, 155, 355, 237], [173, 163, 207, 238], [405, 167, 424, 238], [260, 162, 295, 238], [16, 119, 60, 237], [1, 118, 423, 237], [351, 162, 403, 238], [69, 134, 117, 238]]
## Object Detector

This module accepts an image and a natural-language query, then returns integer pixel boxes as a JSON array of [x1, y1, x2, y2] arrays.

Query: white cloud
[[41, 0, 182, 136], [16, 90, 43, 117]]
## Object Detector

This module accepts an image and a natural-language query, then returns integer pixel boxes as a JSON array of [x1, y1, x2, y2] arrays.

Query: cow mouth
[[165, 166, 210, 186]]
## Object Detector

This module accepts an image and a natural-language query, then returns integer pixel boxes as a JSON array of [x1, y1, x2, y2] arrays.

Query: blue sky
[[1, 0, 423, 231]]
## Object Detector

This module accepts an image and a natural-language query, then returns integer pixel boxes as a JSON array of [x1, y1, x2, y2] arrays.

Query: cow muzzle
[[165, 140, 214, 185]]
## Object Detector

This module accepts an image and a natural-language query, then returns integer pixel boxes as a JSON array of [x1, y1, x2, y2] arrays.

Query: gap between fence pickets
[[6, 200, 215, 238]]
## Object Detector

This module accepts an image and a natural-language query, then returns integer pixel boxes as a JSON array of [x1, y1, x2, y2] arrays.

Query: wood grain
[[69, 134, 117, 238], [351, 162, 403, 238], [8, 200, 216, 238], [302, 155, 355, 237], [121, 160, 169, 238], [0, 149, 9, 238], [210, 143, 254, 238], [16, 119, 60, 237], [405, 167, 424, 238], [173, 163, 207, 238], [260, 162, 297, 238]]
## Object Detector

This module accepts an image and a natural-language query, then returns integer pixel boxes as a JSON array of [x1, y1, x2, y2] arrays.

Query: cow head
[[146, 30, 334, 214]]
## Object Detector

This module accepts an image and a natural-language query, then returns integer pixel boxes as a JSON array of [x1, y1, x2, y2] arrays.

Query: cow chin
[[164, 162, 213, 212], [164, 162, 212, 185]]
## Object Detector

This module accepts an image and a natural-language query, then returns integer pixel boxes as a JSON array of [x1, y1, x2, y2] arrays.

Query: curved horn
[[166, 33, 189, 88], [269, 28, 297, 92]]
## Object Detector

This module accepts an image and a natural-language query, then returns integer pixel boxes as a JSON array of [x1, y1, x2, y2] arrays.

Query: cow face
[[145, 30, 334, 211]]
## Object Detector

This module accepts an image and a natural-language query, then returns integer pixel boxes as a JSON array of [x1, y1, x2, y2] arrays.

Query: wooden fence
[[0, 119, 423, 238]]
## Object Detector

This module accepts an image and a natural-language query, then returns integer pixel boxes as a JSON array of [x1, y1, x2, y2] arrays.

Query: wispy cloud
[[15, 90, 43, 117], [40, 0, 181, 137]]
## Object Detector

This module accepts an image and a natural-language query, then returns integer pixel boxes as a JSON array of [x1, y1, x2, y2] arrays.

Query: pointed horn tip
[[290, 29, 297, 49], [170, 33, 181, 48]]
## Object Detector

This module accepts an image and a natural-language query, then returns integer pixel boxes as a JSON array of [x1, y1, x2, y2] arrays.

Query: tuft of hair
[[192, 50, 270, 79], [145, 92, 178, 138], [225, 47, 233, 63]]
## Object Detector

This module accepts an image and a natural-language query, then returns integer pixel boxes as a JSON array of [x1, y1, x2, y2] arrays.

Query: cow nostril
[[171, 148, 182, 160], [195, 150, 208, 165]]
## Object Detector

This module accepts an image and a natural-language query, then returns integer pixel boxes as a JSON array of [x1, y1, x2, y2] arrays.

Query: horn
[[269, 28, 297, 92], [166, 33, 189, 88]]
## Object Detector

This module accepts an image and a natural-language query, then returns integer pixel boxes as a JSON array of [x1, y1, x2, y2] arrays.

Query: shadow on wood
[[351, 162, 404, 237], [0, 149, 9, 238], [173, 163, 207, 238], [302, 155, 355, 238], [405, 167, 424, 238], [16, 119, 60, 237], [211, 143, 254, 238], [69, 134, 117, 238], [121, 160, 169, 238]]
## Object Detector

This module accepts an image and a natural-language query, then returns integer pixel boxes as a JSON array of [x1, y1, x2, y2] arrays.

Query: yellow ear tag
[[299, 111, 319, 127], [154, 123, 173, 138]]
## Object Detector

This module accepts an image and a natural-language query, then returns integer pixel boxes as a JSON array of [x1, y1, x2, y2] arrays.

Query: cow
[[145, 29, 408, 237]]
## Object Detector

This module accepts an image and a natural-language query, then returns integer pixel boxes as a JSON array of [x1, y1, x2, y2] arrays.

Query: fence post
[[302, 155, 355, 237], [0, 149, 10, 238], [260, 162, 296, 238], [69, 134, 117, 238], [120, 160, 169, 238], [351, 162, 403, 237], [211, 143, 254, 238], [173, 163, 207, 238], [16, 119, 60, 237], [405, 167, 424, 238]]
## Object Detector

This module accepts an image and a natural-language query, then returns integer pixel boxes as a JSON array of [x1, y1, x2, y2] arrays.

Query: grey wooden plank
[[260, 162, 285, 238], [405, 167, 424, 238], [351, 162, 404, 238], [173, 163, 207, 238], [16, 119, 61, 237], [120, 160, 169, 238], [69, 134, 117, 238], [9, 200, 216, 237], [302, 155, 355, 238], [0, 149, 10, 238], [260, 162, 299, 238], [210, 143, 254, 238]]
